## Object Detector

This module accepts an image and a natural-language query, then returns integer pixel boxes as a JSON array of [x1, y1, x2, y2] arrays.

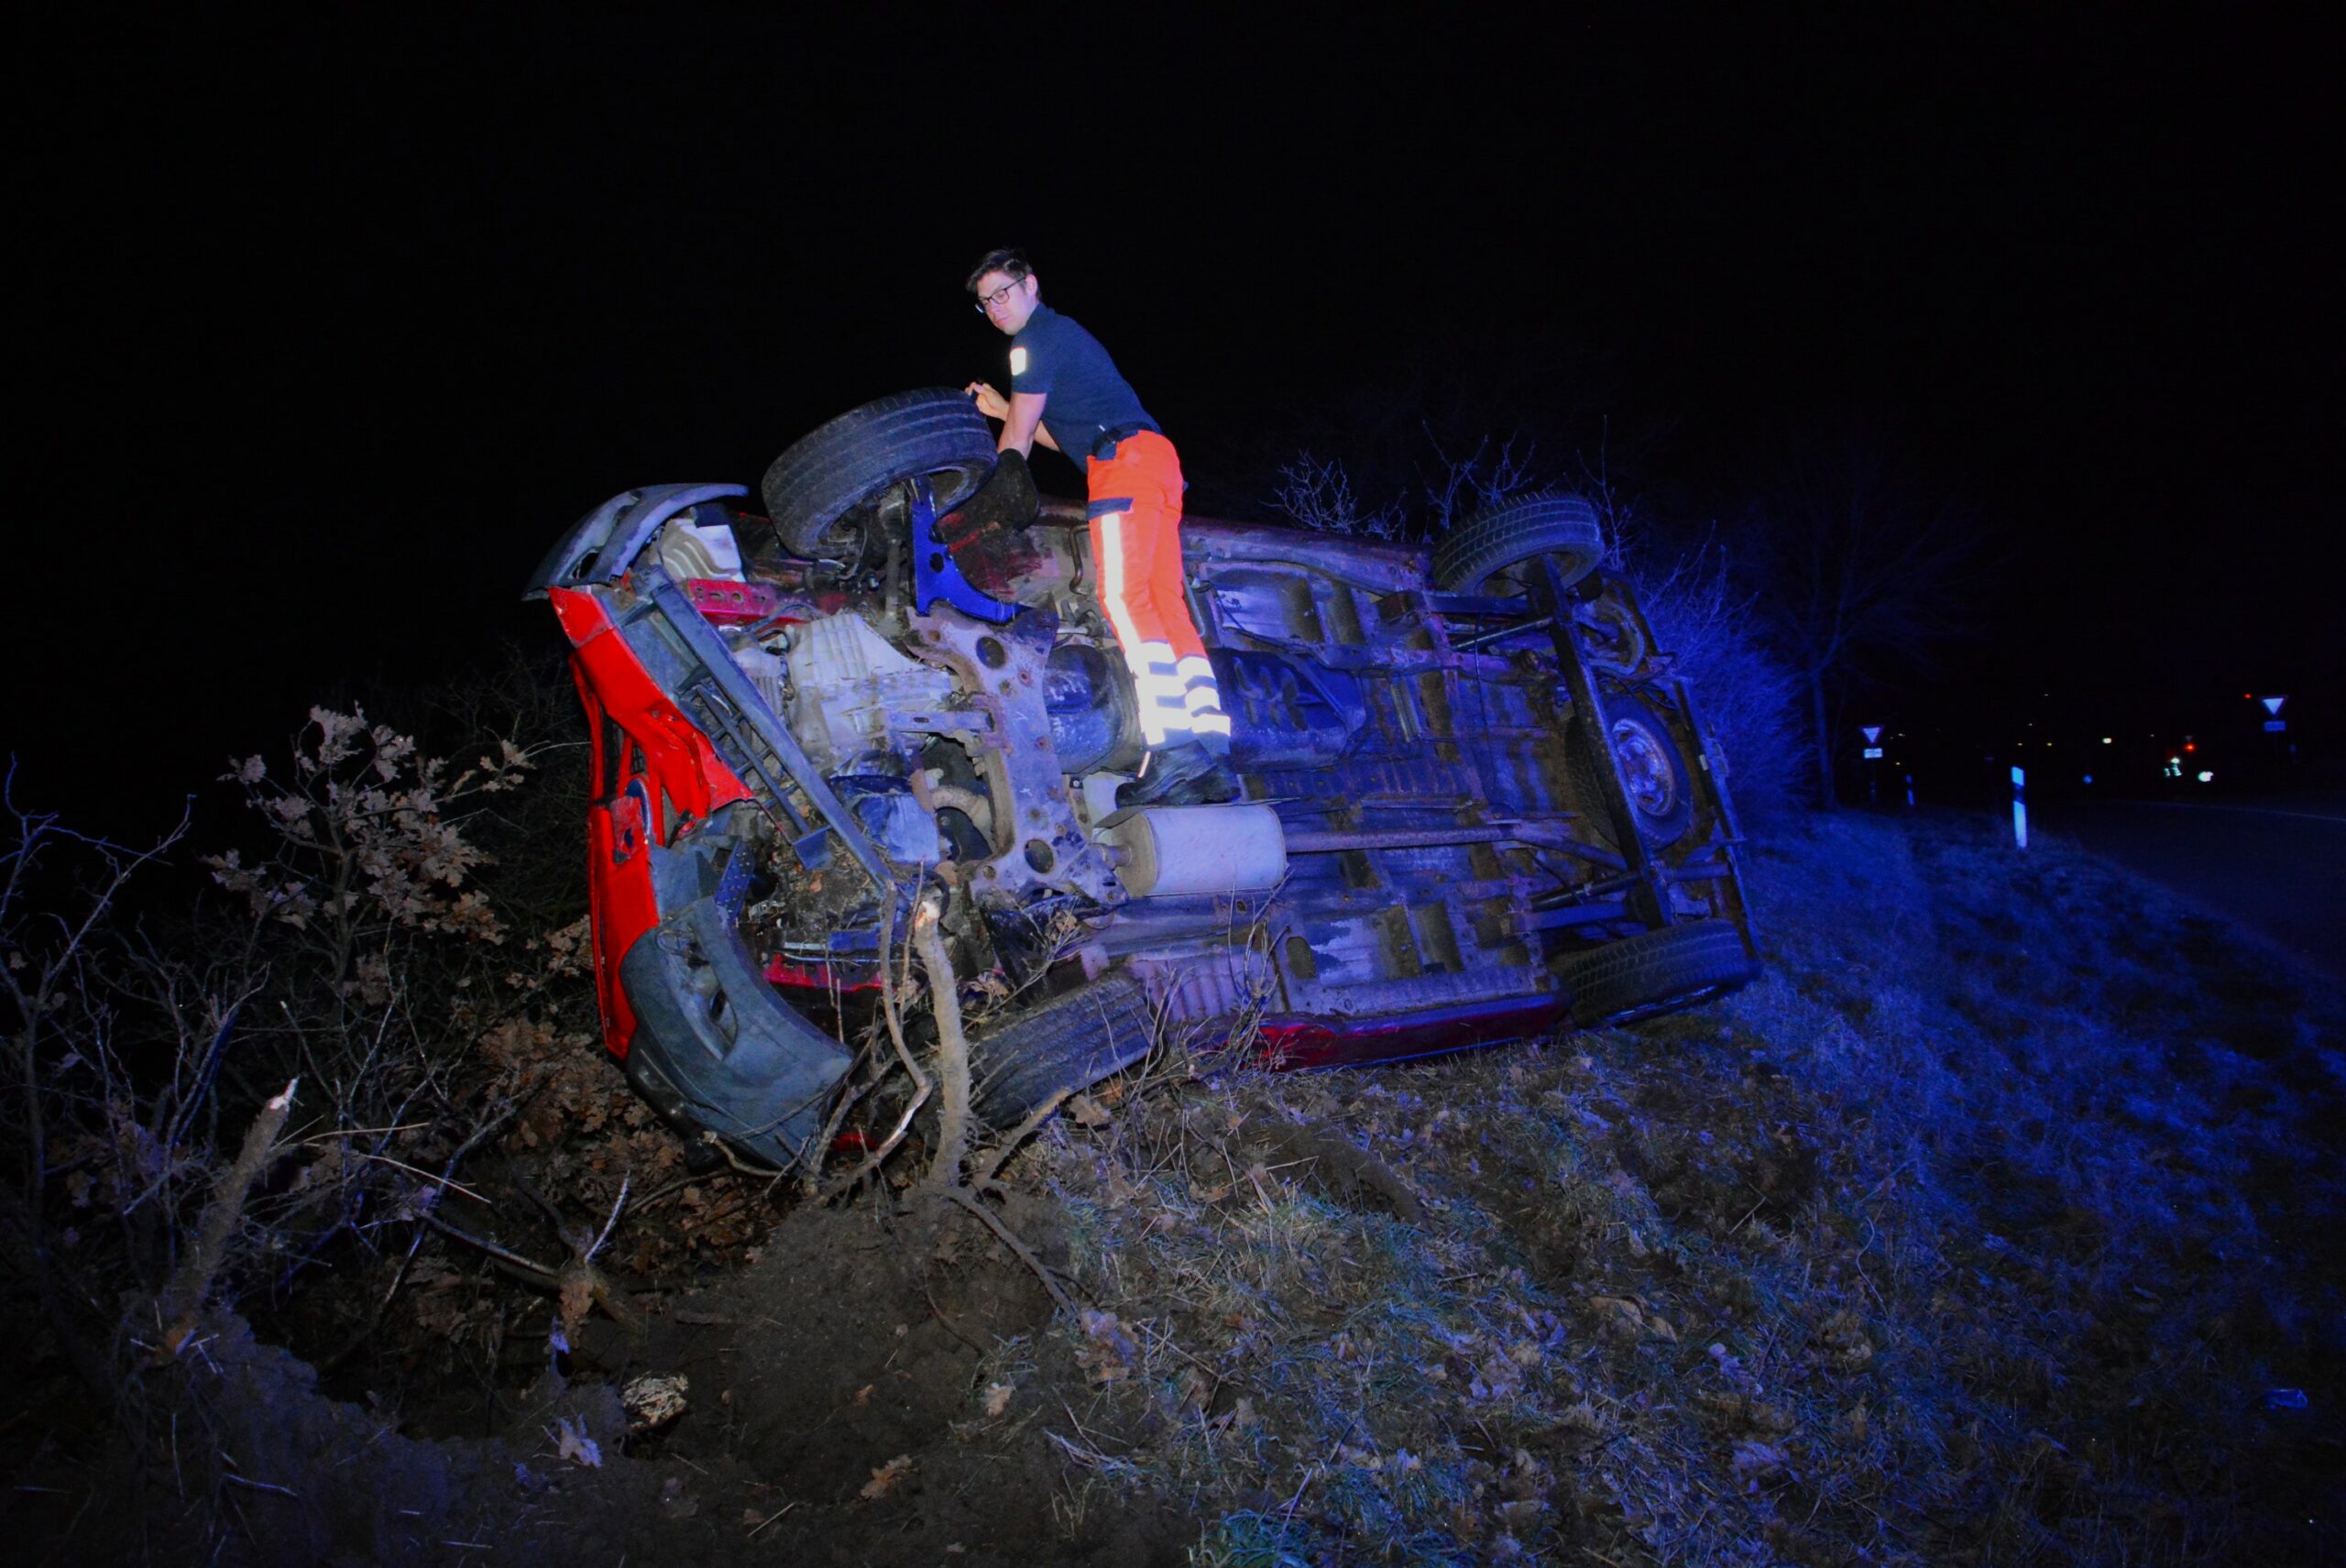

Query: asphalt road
[[2033, 794, 2346, 985]]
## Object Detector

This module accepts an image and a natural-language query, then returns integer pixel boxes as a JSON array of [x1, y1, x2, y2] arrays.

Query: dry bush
[[0, 691, 589, 1455], [1630, 534, 1807, 824], [1262, 435, 1803, 824], [1270, 452, 1407, 541]]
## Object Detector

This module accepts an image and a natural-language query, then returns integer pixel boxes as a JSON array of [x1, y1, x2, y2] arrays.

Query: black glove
[[959, 447, 1039, 532]]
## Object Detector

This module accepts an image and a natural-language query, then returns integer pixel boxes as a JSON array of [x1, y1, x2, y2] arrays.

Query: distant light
[[2101, 737, 2112, 745], [2168, 756, 2181, 765], [2083, 773, 2095, 784], [2184, 741, 2196, 752], [2198, 771, 2214, 784]]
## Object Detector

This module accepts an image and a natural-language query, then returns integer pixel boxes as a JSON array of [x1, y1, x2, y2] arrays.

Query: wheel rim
[[1610, 718, 1678, 820]]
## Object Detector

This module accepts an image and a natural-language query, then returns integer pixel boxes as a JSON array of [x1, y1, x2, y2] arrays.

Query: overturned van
[[527, 390, 1760, 1167]]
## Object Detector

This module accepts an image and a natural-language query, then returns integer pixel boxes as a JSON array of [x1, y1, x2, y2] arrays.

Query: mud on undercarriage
[[527, 390, 1760, 1168]]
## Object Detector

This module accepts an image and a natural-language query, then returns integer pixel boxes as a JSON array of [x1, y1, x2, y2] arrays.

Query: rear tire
[[1564, 919, 1756, 1026], [762, 389, 1000, 559], [1432, 491, 1605, 595], [1570, 685, 1698, 849], [970, 973, 1157, 1124]]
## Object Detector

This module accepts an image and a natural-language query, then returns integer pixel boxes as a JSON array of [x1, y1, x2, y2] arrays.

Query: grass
[[27, 795, 2331, 1565], [1005, 810, 2343, 1565]]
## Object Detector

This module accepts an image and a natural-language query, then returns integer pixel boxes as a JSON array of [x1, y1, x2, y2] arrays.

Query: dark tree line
[[1200, 356, 1990, 819]]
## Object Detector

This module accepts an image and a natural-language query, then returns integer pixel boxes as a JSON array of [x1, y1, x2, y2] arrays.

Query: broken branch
[[159, 1078, 298, 1354]]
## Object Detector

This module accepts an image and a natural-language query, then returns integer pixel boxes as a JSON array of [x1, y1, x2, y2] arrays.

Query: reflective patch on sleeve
[[1009, 346, 1028, 377]]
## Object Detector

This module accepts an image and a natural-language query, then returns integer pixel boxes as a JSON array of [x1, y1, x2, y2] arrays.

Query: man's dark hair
[[965, 247, 1032, 294]]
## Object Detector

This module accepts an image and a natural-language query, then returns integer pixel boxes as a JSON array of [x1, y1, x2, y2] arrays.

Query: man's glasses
[[973, 279, 1026, 314]]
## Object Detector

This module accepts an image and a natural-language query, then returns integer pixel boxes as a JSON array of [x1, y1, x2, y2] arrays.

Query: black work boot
[[1114, 736, 1239, 809]]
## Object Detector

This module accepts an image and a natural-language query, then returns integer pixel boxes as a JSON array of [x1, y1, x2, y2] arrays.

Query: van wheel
[[1565, 920, 1757, 1026], [1432, 491, 1605, 595], [1571, 686, 1698, 848], [762, 389, 1000, 559], [970, 973, 1157, 1124]]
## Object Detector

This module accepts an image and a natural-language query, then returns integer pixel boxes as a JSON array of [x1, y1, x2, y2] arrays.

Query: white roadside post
[[2012, 764, 2028, 849]]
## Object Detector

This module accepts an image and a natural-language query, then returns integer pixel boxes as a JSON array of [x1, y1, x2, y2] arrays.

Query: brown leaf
[[557, 1272, 595, 1339], [1590, 1295, 1644, 1339], [1174, 1365, 1212, 1414], [859, 1455, 914, 1501]]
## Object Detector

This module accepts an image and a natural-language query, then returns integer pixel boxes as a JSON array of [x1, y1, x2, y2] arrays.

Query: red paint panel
[[585, 785, 656, 1058], [683, 576, 785, 624], [554, 585, 755, 1059], [1245, 993, 1568, 1070], [549, 586, 752, 838], [762, 956, 882, 992]]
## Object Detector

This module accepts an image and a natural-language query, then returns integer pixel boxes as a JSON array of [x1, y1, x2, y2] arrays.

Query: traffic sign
[[1860, 726, 1883, 744]]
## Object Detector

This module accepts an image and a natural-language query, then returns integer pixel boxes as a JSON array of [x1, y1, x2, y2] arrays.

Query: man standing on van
[[962, 248, 1235, 807]]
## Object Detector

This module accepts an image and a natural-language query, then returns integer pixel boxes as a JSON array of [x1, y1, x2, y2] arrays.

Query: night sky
[[16, 11, 2338, 833]]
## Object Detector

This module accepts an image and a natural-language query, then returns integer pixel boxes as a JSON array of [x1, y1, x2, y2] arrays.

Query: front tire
[[762, 389, 1000, 559], [970, 973, 1157, 1124]]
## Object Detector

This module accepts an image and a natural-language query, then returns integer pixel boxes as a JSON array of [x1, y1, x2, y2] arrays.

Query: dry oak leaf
[[860, 1455, 915, 1501], [556, 1273, 596, 1339], [1589, 1296, 1644, 1339], [622, 1374, 689, 1433], [981, 1382, 1014, 1419]]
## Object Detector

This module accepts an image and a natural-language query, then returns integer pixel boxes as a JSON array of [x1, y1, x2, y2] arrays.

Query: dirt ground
[[12, 808, 2343, 1565], [21, 1189, 1193, 1567]]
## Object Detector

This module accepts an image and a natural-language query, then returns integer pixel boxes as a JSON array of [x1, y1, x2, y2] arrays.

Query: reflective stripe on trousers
[[1086, 432, 1229, 749]]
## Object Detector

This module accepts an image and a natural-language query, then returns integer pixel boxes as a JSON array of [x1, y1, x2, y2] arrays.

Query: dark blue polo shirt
[[1008, 303, 1159, 466]]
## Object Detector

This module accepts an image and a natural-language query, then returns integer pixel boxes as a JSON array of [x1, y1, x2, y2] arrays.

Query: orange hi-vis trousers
[[1085, 432, 1230, 750]]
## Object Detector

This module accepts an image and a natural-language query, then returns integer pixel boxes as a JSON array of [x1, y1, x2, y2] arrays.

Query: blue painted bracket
[[910, 480, 1021, 624]]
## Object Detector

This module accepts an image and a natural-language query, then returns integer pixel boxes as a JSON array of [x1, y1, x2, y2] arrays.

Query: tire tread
[[970, 973, 1157, 1124], [761, 389, 998, 556], [1433, 490, 1606, 594], [1564, 919, 1757, 1025]]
